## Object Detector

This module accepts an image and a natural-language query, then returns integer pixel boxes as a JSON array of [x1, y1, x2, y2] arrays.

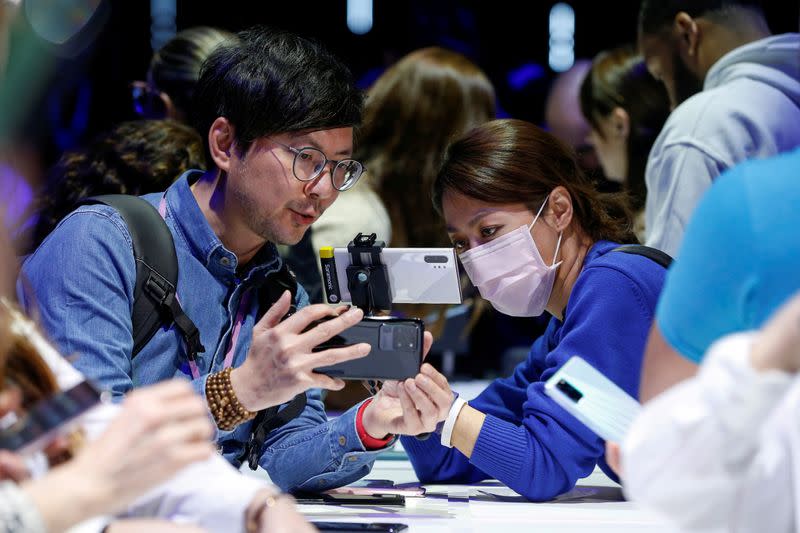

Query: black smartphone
[[296, 492, 406, 506], [0, 381, 102, 454], [313, 317, 423, 381], [311, 522, 408, 532]]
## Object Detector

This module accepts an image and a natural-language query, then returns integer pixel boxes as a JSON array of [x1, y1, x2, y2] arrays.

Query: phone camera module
[[379, 324, 417, 353]]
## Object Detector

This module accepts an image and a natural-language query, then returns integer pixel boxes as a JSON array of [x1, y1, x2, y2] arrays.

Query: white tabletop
[[293, 448, 678, 533], [245, 381, 679, 532]]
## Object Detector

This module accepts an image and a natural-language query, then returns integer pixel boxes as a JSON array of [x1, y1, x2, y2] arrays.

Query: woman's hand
[[362, 333, 454, 438], [66, 380, 216, 514], [21, 380, 215, 533]]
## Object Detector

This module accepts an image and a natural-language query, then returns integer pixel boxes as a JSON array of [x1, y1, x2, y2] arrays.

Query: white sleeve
[[622, 332, 796, 531], [122, 454, 273, 533]]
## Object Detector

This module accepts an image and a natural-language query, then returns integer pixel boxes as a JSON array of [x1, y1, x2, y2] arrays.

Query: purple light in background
[[507, 63, 546, 91]]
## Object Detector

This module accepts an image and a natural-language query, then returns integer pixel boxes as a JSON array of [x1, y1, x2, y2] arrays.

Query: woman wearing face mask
[[394, 119, 667, 501]]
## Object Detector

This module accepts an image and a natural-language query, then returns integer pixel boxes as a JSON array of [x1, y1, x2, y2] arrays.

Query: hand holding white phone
[[544, 356, 641, 443]]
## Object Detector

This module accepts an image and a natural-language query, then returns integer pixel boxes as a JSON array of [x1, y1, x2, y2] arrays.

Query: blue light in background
[[347, 0, 373, 35], [549, 2, 575, 72], [507, 63, 546, 91]]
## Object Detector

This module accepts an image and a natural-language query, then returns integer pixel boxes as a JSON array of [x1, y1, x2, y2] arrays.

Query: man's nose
[[304, 166, 336, 199]]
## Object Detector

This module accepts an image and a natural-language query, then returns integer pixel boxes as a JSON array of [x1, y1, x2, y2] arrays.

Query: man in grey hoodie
[[637, 0, 800, 258]]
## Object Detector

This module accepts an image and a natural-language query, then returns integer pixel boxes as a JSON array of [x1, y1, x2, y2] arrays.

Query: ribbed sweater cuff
[[470, 414, 527, 483], [400, 433, 440, 461]]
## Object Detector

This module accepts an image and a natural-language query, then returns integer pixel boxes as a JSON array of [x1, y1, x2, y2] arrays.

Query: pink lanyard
[[158, 197, 250, 379], [222, 289, 252, 371]]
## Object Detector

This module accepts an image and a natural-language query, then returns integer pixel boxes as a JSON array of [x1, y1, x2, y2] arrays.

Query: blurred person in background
[[580, 44, 671, 241], [355, 46, 496, 250], [624, 287, 800, 532], [25, 119, 204, 252], [638, 0, 800, 256], [543, 60, 607, 189], [635, 146, 800, 402], [131, 26, 235, 126]]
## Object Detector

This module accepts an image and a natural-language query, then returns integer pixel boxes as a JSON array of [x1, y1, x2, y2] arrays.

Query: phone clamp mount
[[346, 233, 392, 317]]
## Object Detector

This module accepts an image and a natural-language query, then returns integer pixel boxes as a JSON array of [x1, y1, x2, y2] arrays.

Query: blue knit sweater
[[401, 240, 666, 501]]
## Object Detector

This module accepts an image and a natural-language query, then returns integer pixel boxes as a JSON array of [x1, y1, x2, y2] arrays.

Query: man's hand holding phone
[[230, 291, 372, 412]]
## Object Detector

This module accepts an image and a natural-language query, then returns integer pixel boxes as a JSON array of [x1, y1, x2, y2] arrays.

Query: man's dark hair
[[191, 26, 364, 159], [638, 0, 765, 36]]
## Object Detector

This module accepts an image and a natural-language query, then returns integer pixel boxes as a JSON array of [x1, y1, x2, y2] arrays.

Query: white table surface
[[294, 454, 678, 532], [247, 380, 679, 532]]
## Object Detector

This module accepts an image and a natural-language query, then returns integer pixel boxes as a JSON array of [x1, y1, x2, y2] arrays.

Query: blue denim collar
[[163, 170, 281, 280]]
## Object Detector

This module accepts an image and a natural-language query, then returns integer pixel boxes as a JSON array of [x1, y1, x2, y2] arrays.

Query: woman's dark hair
[[30, 119, 204, 250], [192, 25, 364, 160], [433, 119, 638, 245], [148, 26, 236, 120], [579, 45, 670, 211], [356, 46, 496, 247]]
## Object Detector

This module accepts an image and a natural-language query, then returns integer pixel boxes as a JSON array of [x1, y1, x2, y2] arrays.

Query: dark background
[[5, 0, 800, 171]]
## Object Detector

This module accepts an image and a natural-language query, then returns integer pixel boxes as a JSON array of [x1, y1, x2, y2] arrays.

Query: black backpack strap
[[238, 261, 307, 470], [239, 393, 308, 470], [79, 195, 205, 361], [612, 244, 673, 269]]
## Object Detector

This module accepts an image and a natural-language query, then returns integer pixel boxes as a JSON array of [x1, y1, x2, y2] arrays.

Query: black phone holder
[[346, 233, 392, 316]]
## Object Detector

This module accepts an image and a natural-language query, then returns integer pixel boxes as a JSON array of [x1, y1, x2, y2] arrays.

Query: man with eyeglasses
[[18, 26, 445, 495]]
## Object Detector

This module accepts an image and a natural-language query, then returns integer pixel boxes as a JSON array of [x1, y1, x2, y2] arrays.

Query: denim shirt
[[18, 171, 383, 492]]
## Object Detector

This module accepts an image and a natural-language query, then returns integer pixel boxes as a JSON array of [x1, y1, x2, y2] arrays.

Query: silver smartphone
[[544, 356, 641, 443], [319, 246, 462, 305]]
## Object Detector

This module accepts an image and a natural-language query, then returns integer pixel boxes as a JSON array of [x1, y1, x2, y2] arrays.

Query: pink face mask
[[458, 197, 562, 317]]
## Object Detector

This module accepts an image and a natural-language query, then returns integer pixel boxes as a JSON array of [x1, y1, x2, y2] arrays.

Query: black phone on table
[[0, 381, 102, 454], [311, 522, 408, 532], [312, 317, 423, 381], [295, 491, 406, 506]]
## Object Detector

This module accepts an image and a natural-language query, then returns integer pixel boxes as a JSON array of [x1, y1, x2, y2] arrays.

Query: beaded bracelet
[[206, 367, 256, 430]]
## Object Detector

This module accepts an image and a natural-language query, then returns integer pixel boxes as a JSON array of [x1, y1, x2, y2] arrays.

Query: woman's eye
[[480, 226, 499, 238], [451, 239, 466, 252]]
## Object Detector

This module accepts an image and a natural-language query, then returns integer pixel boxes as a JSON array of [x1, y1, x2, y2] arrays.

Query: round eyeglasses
[[271, 139, 365, 191]]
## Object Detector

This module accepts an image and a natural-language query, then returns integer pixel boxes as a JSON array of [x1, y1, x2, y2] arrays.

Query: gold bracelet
[[206, 367, 256, 430]]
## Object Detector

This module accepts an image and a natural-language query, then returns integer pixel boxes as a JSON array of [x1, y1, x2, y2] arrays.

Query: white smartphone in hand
[[544, 356, 641, 443]]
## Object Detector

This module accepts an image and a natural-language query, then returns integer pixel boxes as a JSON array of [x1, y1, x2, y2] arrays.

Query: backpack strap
[[612, 244, 673, 269], [78, 195, 206, 361]]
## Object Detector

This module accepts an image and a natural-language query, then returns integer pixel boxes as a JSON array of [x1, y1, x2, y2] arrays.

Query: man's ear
[[673, 12, 700, 60], [208, 117, 236, 172], [547, 185, 574, 232], [611, 107, 630, 140]]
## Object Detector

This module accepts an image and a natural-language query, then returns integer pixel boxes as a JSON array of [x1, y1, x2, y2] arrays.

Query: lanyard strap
[[223, 289, 252, 369], [158, 196, 253, 379]]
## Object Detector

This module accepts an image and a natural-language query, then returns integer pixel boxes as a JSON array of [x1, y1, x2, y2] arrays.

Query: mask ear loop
[[551, 231, 563, 267], [529, 195, 562, 267], [529, 195, 549, 230]]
